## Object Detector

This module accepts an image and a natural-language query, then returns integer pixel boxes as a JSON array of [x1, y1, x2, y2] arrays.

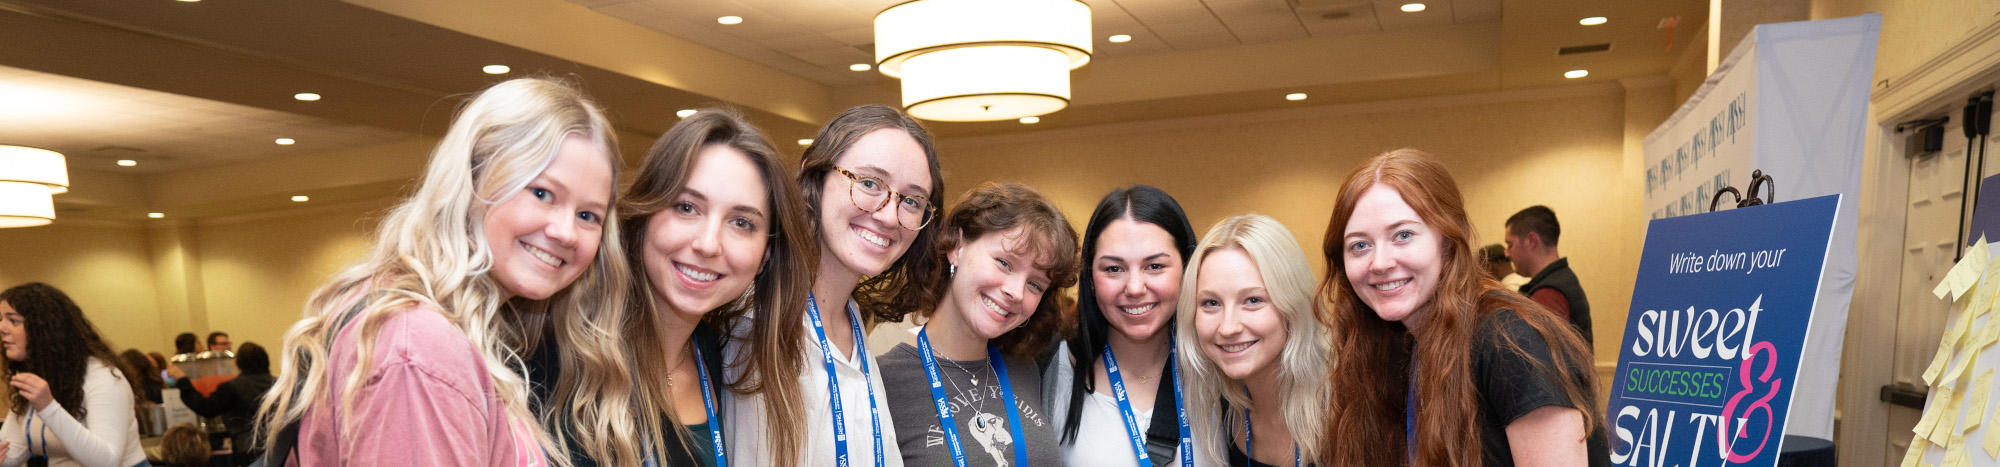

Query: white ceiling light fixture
[[292, 195, 310, 202], [0, 145, 68, 228], [1019, 116, 1040, 124], [1400, 3, 1426, 12], [1580, 17, 1608, 26], [1108, 34, 1131, 43], [275, 138, 296, 145], [676, 109, 698, 118], [1565, 69, 1590, 78], [1286, 93, 1308, 101], [117, 159, 137, 167], [850, 63, 872, 72], [148, 212, 165, 219], [876, 0, 1092, 122], [483, 65, 511, 74], [798, 139, 815, 146], [717, 16, 743, 25], [294, 92, 320, 101]]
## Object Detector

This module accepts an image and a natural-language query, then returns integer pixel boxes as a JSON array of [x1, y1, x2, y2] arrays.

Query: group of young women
[[208, 77, 1609, 467]]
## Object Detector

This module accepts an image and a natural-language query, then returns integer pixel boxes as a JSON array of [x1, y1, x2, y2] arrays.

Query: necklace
[[663, 340, 695, 387], [938, 355, 994, 414]]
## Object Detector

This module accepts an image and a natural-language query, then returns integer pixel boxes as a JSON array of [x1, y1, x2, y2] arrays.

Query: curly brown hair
[[918, 182, 1080, 358], [0, 283, 128, 418]]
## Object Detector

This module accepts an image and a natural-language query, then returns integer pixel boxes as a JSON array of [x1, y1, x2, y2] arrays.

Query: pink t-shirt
[[294, 305, 545, 467]]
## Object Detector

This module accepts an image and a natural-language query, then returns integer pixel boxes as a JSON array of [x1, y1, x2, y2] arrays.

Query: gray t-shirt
[[880, 342, 1063, 467]]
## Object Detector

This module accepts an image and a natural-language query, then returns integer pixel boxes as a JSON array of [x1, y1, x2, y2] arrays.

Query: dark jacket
[[177, 371, 277, 466]]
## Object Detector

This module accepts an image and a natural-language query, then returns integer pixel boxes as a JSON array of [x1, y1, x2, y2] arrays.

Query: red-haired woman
[[1317, 149, 1606, 467]]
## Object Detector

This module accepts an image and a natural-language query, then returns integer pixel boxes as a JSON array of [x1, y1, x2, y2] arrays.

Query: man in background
[[206, 331, 231, 352], [1505, 205, 1594, 345]]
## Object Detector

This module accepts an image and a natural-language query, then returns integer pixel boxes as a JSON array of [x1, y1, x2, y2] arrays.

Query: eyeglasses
[[832, 166, 935, 231]]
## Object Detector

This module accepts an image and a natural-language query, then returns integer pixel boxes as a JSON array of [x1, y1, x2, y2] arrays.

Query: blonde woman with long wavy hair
[[256, 78, 639, 467], [1176, 214, 1329, 467]]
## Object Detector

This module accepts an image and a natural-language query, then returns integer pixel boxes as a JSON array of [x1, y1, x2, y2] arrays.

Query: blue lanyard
[[1102, 341, 1193, 467], [807, 293, 886, 467], [1169, 342, 1193, 467], [693, 344, 726, 467], [917, 328, 1028, 467], [1243, 395, 1300, 467], [1405, 356, 1417, 464], [25, 407, 45, 460]]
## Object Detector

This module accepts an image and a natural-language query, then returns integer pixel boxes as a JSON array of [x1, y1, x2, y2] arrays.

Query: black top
[[527, 323, 728, 467], [175, 372, 276, 466], [1519, 257, 1594, 345], [1470, 309, 1610, 467]]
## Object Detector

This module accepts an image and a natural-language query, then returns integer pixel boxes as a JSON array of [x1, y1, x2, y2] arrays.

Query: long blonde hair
[[256, 78, 636, 466], [1175, 213, 1330, 466]]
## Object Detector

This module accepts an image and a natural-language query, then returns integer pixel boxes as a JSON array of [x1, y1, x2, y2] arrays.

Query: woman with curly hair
[[0, 282, 147, 467], [879, 181, 1081, 467]]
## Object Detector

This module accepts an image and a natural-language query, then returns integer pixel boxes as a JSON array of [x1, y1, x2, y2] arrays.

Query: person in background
[[255, 77, 634, 466], [1177, 214, 1329, 467], [1479, 244, 1530, 290], [203, 333, 230, 353], [1319, 149, 1605, 466], [880, 182, 1081, 467], [157, 424, 209, 467], [147, 352, 172, 387], [169, 333, 198, 366], [1044, 185, 1207, 467], [171, 342, 274, 466], [0, 282, 148, 467], [118, 349, 163, 405], [728, 104, 946, 467], [1504, 205, 1593, 345]]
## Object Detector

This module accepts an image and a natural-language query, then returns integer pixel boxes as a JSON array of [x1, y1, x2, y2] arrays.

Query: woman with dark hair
[[0, 282, 147, 467], [1317, 149, 1606, 467], [170, 342, 274, 466], [880, 181, 1081, 467], [117, 350, 161, 405], [1042, 185, 1206, 466], [728, 104, 946, 467]]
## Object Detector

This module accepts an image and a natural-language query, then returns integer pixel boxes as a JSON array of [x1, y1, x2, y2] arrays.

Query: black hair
[[1505, 205, 1561, 247], [174, 332, 197, 354], [1058, 185, 1198, 445], [205, 331, 229, 348], [235, 342, 270, 375]]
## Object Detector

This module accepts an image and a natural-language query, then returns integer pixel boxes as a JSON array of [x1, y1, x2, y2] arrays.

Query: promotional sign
[[1607, 195, 1839, 467], [1640, 14, 1879, 437]]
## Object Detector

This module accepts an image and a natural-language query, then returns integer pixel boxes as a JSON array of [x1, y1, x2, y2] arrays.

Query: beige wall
[[935, 83, 1639, 364], [0, 221, 163, 355], [191, 202, 386, 352]]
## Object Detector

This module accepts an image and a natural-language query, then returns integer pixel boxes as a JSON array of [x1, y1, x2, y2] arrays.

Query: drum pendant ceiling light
[[875, 0, 1092, 122], [0, 145, 68, 228]]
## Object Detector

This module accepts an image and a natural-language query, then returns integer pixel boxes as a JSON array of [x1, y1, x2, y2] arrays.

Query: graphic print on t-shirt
[[924, 380, 1048, 467]]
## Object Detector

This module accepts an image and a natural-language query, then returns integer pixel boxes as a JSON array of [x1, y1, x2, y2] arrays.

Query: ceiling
[[0, 0, 1708, 222]]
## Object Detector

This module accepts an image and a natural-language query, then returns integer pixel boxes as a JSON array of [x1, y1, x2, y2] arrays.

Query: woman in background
[[117, 350, 161, 406], [600, 108, 814, 466], [0, 282, 148, 467], [1177, 214, 1328, 467], [1318, 148, 1604, 467], [727, 104, 945, 467], [172, 342, 275, 466], [256, 77, 634, 466], [1044, 185, 1205, 467], [156, 424, 208, 467], [880, 182, 1080, 467]]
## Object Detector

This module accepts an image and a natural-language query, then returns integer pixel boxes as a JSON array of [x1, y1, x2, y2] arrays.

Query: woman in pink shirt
[[255, 78, 637, 467]]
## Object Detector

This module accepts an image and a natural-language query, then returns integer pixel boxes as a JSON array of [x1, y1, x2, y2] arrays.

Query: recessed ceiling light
[[275, 138, 296, 145], [292, 195, 310, 202], [676, 109, 698, 118], [148, 212, 165, 219], [174, 0, 199, 3], [1564, 69, 1589, 79], [117, 160, 137, 167], [798, 139, 814, 146], [1286, 93, 1308, 101], [483, 65, 511, 74], [850, 63, 872, 72], [1579, 17, 1608, 26], [293, 92, 320, 101], [1108, 34, 1132, 43], [1400, 3, 1425, 12], [717, 16, 743, 25], [1019, 116, 1040, 124]]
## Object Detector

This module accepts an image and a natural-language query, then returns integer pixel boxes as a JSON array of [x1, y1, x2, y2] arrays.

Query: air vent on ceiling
[[1558, 43, 1613, 56], [1288, 0, 1369, 19]]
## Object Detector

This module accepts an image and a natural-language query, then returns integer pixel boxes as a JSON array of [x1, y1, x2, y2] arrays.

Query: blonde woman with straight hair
[[256, 77, 637, 467], [1176, 214, 1329, 467]]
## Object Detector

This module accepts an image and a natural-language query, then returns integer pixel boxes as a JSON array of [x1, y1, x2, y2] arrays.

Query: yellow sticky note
[[1978, 319, 2000, 350], [1968, 371, 1994, 433], [1974, 284, 1995, 319], [1942, 278, 1958, 300], [1931, 339, 1961, 385], [1983, 397, 2000, 457], [1930, 388, 1961, 441], [1936, 389, 1968, 442], [1907, 439, 1929, 467], [1946, 348, 1979, 385]]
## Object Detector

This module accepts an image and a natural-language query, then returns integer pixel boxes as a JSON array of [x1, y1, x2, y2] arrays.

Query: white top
[[0, 358, 146, 467], [724, 300, 903, 467], [1045, 341, 1211, 467]]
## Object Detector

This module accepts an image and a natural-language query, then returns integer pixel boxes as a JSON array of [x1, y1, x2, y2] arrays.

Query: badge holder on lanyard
[[25, 408, 47, 467], [1243, 391, 1300, 467], [807, 293, 886, 467], [918, 328, 1028, 467], [1102, 337, 1194, 467]]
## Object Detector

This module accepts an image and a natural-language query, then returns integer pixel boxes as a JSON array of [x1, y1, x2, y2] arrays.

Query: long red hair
[[1314, 149, 1599, 466]]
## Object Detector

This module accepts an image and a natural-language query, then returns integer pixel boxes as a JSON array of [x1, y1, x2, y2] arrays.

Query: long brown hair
[[1315, 149, 1598, 467], [620, 108, 813, 466], [0, 282, 128, 418], [796, 104, 946, 324], [916, 182, 1080, 358]]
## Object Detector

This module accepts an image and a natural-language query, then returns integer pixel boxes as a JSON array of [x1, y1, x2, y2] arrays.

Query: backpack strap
[[261, 295, 374, 467]]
